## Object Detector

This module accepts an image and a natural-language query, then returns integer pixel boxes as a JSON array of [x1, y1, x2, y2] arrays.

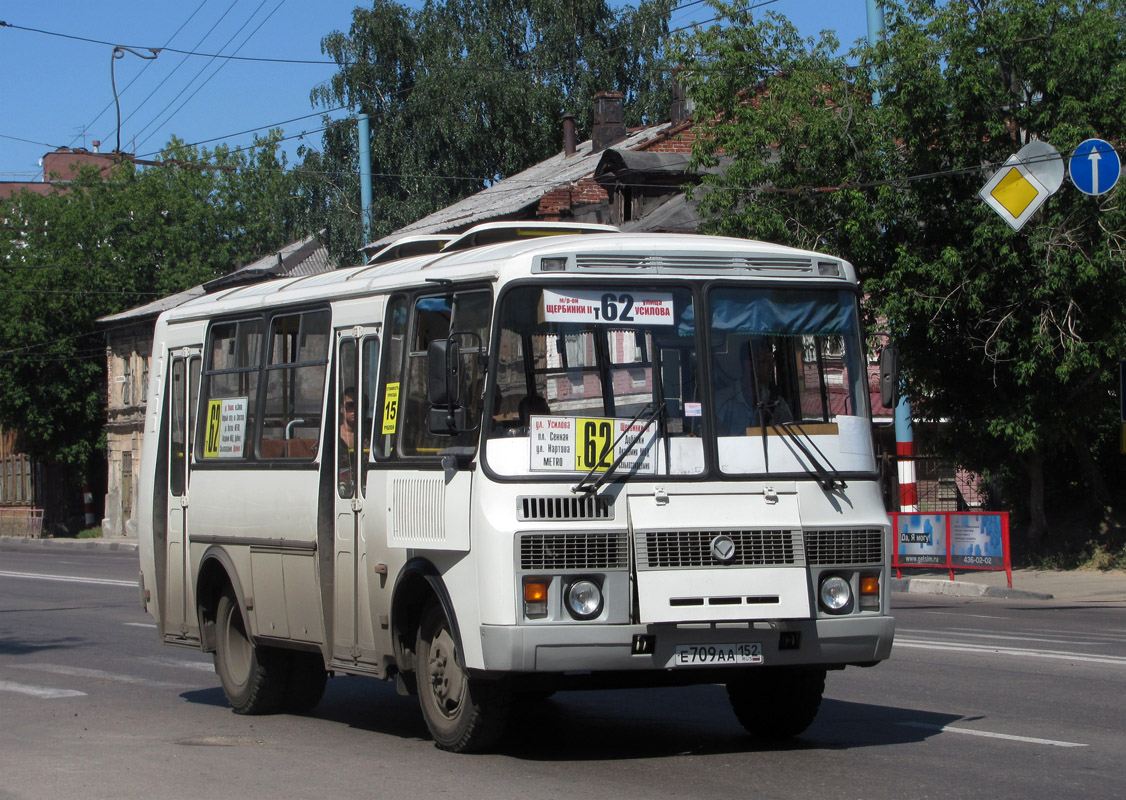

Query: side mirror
[[427, 339, 460, 407], [427, 339, 466, 434], [879, 344, 899, 409]]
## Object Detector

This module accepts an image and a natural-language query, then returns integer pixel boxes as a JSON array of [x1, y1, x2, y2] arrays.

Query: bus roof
[[159, 233, 856, 325]]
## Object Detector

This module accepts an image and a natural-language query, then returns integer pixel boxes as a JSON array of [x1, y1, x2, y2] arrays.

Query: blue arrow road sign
[[1069, 138, 1120, 196]]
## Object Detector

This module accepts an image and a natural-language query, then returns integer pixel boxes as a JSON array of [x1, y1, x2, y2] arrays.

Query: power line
[[101, 0, 243, 148], [70, 0, 213, 150], [0, 18, 338, 64], [131, 0, 283, 150]]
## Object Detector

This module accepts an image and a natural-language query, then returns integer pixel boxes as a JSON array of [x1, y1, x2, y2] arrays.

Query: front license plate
[[672, 642, 763, 667]]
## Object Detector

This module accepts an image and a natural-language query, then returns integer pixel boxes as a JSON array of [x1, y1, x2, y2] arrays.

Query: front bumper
[[478, 614, 895, 673]]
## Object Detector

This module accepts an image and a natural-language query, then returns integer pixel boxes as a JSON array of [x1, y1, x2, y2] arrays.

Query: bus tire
[[282, 651, 328, 714], [726, 667, 825, 739], [415, 602, 510, 753], [214, 587, 287, 715]]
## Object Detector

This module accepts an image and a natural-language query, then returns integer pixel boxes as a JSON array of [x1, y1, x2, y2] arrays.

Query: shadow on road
[[181, 674, 959, 759], [0, 634, 87, 656]]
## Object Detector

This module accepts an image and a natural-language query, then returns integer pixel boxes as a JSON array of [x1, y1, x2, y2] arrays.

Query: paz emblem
[[710, 534, 736, 563]]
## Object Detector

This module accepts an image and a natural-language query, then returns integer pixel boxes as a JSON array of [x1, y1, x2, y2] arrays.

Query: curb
[[0, 535, 138, 553], [891, 576, 1052, 601]]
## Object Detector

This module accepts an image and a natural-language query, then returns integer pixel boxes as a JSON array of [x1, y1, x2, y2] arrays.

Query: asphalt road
[[2, 545, 1123, 799]]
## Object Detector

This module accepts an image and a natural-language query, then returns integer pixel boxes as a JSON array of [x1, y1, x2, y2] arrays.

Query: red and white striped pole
[[894, 397, 918, 512], [82, 484, 96, 526]]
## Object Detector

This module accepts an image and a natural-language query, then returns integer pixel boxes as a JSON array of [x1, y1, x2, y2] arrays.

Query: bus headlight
[[819, 575, 852, 613], [565, 579, 603, 620]]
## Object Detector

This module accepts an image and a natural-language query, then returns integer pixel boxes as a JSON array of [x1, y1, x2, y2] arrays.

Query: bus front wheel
[[415, 602, 510, 752], [214, 587, 287, 714], [726, 667, 825, 739]]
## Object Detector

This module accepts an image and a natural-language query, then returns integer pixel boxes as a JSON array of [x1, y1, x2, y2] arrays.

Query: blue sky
[[0, 1, 870, 180]]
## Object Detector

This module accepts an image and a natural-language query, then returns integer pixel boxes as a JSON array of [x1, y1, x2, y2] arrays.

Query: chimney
[[92, 140, 101, 153], [671, 78, 694, 125], [592, 91, 626, 153], [561, 113, 577, 156]]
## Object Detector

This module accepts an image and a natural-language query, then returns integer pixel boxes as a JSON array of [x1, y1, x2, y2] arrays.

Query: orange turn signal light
[[524, 581, 548, 603], [860, 576, 880, 595]]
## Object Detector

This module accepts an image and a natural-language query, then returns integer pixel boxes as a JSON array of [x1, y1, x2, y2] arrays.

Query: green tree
[[305, 0, 675, 259], [676, 0, 1126, 549], [0, 134, 310, 476]]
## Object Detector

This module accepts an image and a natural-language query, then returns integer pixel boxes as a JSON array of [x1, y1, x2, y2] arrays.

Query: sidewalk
[[890, 567, 1126, 603], [5, 535, 1125, 604], [0, 534, 139, 553]]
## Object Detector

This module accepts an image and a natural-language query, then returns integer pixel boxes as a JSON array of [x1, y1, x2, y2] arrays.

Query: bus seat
[[285, 438, 318, 459]]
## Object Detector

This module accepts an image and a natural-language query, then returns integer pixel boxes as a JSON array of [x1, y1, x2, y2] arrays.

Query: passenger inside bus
[[338, 387, 356, 492], [714, 340, 793, 434], [518, 394, 550, 427]]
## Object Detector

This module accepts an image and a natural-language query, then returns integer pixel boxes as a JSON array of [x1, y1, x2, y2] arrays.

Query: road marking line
[[0, 569, 135, 588], [142, 656, 214, 672], [0, 680, 86, 699], [12, 663, 181, 688], [919, 611, 1001, 620], [895, 637, 1126, 666], [897, 721, 1087, 748], [898, 627, 1111, 647], [124, 622, 158, 628]]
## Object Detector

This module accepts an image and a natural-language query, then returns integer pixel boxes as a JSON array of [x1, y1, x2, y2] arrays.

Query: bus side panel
[[188, 469, 323, 645], [136, 338, 167, 627]]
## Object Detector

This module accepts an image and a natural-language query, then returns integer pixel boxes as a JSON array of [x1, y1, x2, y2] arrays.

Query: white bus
[[137, 225, 894, 752]]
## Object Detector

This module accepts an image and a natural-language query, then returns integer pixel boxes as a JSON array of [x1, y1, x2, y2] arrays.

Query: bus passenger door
[[165, 349, 200, 642], [332, 330, 380, 664]]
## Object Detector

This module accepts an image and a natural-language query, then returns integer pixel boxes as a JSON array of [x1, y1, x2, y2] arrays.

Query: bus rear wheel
[[415, 602, 510, 753], [214, 587, 287, 715], [726, 667, 826, 739]]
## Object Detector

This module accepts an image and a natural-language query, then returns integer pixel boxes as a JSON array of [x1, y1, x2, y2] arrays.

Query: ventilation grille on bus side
[[519, 533, 629, 570], [635, 530, 803, 569], [803, 529, 884, 565], [517, 495, 612, 521], [574, 254, 815, 274]]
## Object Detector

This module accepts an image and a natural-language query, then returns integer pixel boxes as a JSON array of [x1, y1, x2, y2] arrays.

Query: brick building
[[0, 145, 124, 200]]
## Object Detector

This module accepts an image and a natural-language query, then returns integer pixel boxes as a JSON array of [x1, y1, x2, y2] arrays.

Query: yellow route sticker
[[381, 382, 401, 435]]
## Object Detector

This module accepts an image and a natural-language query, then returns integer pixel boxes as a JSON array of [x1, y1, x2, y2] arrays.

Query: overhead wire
[[130, 0, 287, 151], [101, 0, 244, 148], [71, 0, 213, 150]]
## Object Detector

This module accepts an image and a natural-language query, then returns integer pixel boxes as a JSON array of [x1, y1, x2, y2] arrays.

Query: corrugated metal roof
[[98, 233, 334, 323], [364, 123, 674, 251]]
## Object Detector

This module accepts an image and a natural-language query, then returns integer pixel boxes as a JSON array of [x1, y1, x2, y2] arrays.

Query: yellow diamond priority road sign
[[979, 155, 1049, 231]]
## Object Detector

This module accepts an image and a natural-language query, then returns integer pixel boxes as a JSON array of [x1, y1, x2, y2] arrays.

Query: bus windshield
[[486, 284, 703, 477], [484, 283, 874, 479], [708, 285, 873, 476]]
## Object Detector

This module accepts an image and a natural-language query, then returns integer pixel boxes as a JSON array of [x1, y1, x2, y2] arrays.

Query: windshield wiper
[[571, 402, 663, 495], [772, 420, 846, 492]]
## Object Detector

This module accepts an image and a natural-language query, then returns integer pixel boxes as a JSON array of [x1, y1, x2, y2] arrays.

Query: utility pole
[[866, 1, 917, 511], [357, 112, 373, 248]]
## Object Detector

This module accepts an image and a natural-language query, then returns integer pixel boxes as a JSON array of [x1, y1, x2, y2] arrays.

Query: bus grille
[[517, 495, 612, 521], [519, 533, 628, 570], [804, 529, 884, 565], [635, 530, 802, 569]]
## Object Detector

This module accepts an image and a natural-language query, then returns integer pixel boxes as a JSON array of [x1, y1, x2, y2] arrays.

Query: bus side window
[[400, 288, 491, 456], [197, 318, 263, 461], [372, 295, 409, 460], [259, 310, 331, 460]]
